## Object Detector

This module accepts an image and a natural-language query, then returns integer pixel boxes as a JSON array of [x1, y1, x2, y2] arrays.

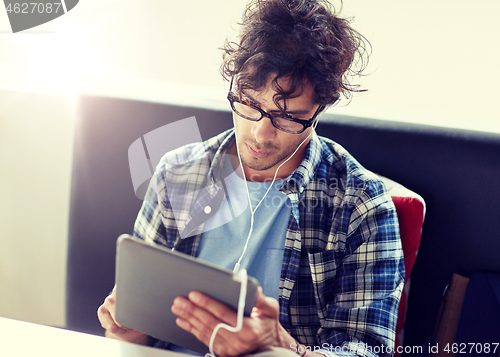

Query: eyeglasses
[[227, 91, 325, 134]]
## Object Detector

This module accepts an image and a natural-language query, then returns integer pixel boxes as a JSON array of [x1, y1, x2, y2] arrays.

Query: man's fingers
[[188, 292, 238, 327], [97, 292, 128, 335], [175, 316, 242, 357], [252, 287, 279, 318], [108, 325, 128, 335], [99, 313, 127, 334], [98, 306, 127, 334], [172, 295, 243, 353], [171, 290, 285, 356], [172, 296, 226, 330]]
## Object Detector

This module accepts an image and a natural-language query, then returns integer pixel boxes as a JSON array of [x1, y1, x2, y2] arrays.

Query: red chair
[[379, 176, 426, 356]]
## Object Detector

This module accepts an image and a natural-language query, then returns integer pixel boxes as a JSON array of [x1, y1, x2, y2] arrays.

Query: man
[[98, 0, 405, 356]]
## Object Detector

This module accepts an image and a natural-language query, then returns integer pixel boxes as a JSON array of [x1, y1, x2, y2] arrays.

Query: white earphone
[[232, 115, 320, 273], [205, 101, 323, 357]]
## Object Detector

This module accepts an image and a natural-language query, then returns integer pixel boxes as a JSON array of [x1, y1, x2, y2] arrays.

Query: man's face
[[232, 75, 319, 181]]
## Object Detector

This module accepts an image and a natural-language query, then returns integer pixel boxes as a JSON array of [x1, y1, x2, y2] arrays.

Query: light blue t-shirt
[[168, 157, 291, 354], [198, 157, 291, 301]]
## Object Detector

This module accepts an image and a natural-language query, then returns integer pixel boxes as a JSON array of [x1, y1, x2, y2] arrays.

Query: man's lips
[[246, 143, 273, 159]]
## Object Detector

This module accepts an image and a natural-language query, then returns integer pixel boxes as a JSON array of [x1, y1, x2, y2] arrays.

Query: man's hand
[[97, 286, 149, 345], [171, 287, 296, 357]]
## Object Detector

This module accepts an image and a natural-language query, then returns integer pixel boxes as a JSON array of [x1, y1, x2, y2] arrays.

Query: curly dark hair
[[220, 0, 370, 107]]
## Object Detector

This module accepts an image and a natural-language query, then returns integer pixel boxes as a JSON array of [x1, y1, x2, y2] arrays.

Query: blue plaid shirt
[[133, 129, 405, 357]]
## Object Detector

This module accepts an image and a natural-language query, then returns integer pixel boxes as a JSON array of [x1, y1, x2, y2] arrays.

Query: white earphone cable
[[233, 118, 319, 274], [205, 269, 248, 357], [206, 115, 320, 357]]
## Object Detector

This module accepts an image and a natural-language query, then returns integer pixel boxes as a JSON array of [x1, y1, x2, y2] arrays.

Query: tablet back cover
[[114, 235, 258, 353]]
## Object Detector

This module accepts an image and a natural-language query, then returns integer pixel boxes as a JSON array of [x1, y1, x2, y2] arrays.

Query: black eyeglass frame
[[227, 91, 326, 134]]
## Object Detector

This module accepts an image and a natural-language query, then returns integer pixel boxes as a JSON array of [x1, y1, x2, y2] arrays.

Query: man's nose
[[251, 115, 277, 144]]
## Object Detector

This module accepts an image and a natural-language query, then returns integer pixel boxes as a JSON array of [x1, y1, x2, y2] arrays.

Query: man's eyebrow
[[241, 91, 314, 115], [276, 108, 312, 115], [241, 91, 264, 106]]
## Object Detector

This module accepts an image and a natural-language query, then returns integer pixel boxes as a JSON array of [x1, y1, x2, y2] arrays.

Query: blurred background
[[1, 0, 499, 329]]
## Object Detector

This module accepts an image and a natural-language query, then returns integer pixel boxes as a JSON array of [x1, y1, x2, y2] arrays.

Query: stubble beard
[[237, 139, 295, 172]]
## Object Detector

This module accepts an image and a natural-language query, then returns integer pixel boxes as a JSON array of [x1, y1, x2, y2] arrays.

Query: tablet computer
[[114, 234, 260, 353]]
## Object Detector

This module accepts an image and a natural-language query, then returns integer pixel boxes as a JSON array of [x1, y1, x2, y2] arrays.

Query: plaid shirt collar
[[208, 129, 324, 194], [178, 128, 323, 241]]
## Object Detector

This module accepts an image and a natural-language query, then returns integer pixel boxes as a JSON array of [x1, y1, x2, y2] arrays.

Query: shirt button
[[204, 206, 212, 214]]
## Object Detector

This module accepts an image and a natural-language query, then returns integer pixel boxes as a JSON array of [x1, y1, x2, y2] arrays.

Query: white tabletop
[[0, 316, 190, 357]]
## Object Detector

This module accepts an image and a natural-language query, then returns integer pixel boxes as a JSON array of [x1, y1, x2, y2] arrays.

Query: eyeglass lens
[[232, 101, 305, 133]]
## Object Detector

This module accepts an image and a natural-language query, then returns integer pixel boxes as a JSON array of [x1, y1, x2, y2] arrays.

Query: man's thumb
[[253, 286, 279, 318]]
